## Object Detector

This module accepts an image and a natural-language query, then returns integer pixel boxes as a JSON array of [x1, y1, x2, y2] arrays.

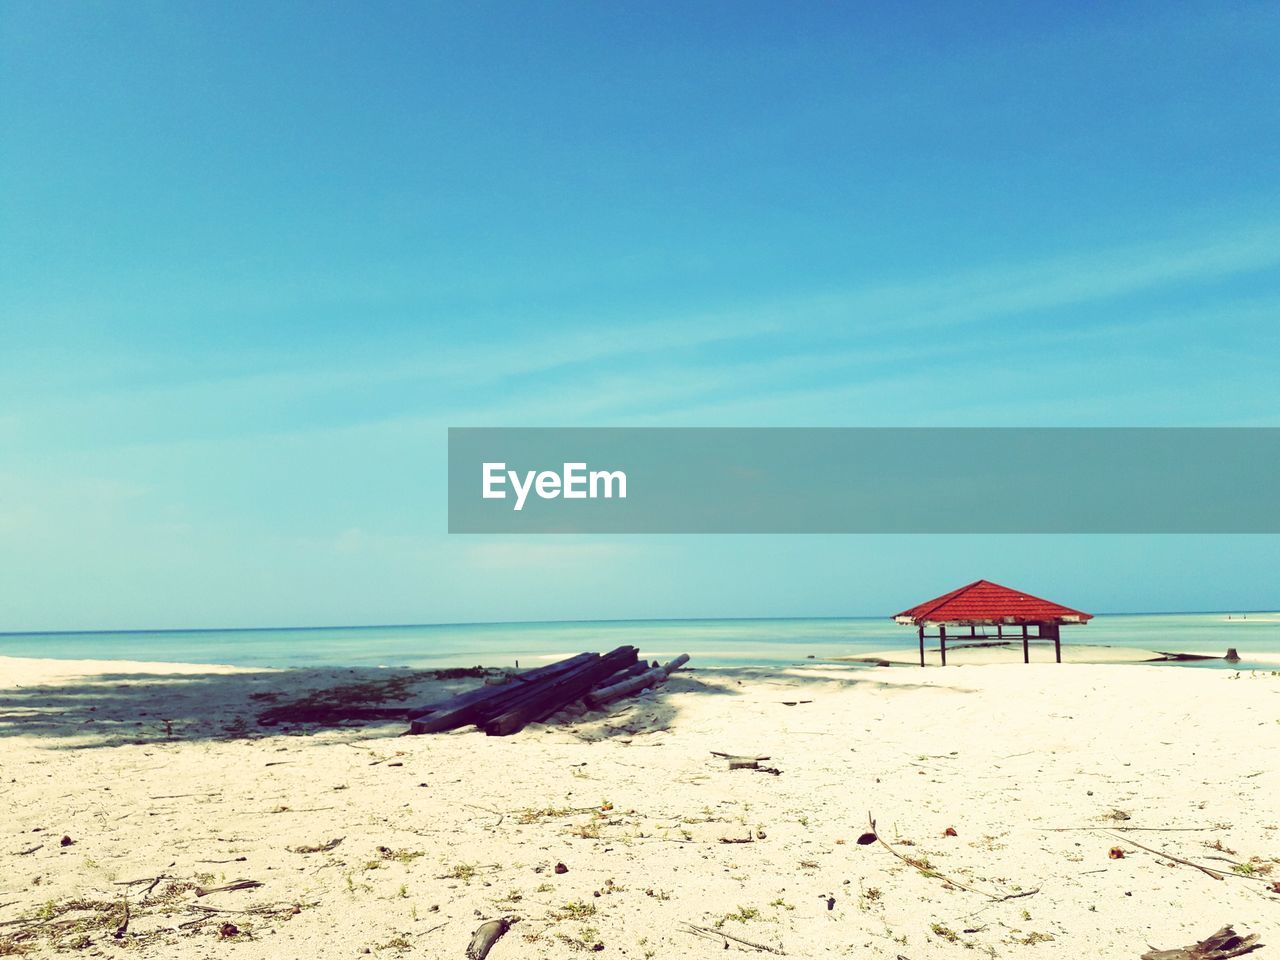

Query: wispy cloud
[[807, 223, 1280, 332], [6, 222, 1279, 454]]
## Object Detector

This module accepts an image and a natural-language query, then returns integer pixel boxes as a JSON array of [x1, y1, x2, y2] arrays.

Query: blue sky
[[2, 2, 1278, 630]]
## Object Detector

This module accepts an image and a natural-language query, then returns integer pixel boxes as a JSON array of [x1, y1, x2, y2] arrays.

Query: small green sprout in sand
[[552, 900, 597, 921], [715, 905, 760, 928], [1012, 931, 1056, 945], [930, 923, 960, 943], [517, 806, 576, 824], [378, 846, 425, 864]]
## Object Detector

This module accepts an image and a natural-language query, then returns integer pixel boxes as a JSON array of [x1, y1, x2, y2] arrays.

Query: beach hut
[[893, 579, 1092, 666]]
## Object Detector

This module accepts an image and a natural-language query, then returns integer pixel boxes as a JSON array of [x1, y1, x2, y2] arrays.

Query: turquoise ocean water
[[2, 612, 1278, 670]]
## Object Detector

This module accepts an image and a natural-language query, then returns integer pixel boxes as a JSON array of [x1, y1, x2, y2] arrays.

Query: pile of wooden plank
[[406, 646, 690, 736]]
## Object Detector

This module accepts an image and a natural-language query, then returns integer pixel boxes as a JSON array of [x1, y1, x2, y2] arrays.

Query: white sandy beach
[[2, 655, 1278, 958]]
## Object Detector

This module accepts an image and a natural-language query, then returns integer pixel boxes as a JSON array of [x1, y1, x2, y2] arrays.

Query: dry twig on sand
[[112, 899, 130, 940], [194, 879, 264, 897], [288, 837, 344, 853], [1107, 831, 1278, 887], [681, 922, 787, 954], [1103, 832, 1230, 881], [113, 875, 168, 898], [1045, 825, 1221, 833], [866, 813, 1037, 901]]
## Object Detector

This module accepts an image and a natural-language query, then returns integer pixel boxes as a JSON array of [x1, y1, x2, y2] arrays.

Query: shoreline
[[6, 642, 1280, 677], [3, 611, 1278, 676]]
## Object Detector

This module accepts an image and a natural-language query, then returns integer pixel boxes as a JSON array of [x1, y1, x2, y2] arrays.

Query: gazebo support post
[[939, 625, 947, 666], [1049, 623, 1061, 663], [1021, 624, 1029, 664], [918, 625, 925, 667]]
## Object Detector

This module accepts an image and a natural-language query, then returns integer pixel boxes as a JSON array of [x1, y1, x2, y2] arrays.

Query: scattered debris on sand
[[1140, 925, 1262, 960]]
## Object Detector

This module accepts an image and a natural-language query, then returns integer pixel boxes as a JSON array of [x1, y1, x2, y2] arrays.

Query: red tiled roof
[[893, 579, 1093, 625]]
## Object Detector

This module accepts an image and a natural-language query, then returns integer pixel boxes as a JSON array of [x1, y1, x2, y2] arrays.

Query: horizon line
[[3, 608, 1276, 638]]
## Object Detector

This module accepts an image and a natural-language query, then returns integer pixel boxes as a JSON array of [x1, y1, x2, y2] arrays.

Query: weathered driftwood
[[585, 666, 665, 707], [495, 649, 634, 716], [408, 653, 596, 733], [526, 646, 640, 722], [485, 650, 635, 719], [408, 646, 685, 735], [590, 661, 649, 691], [466, 917, 516, 960], [662, 653, 691, 674], [412, 654, 593, 717], [410, 653, 604, 734], [1140, 925, 1261, 960], [484, 647, 639, 736], [585, 652, 690, 708]]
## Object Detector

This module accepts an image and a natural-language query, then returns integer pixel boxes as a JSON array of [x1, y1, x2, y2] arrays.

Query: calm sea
[[2, 613, 1278, 670]]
